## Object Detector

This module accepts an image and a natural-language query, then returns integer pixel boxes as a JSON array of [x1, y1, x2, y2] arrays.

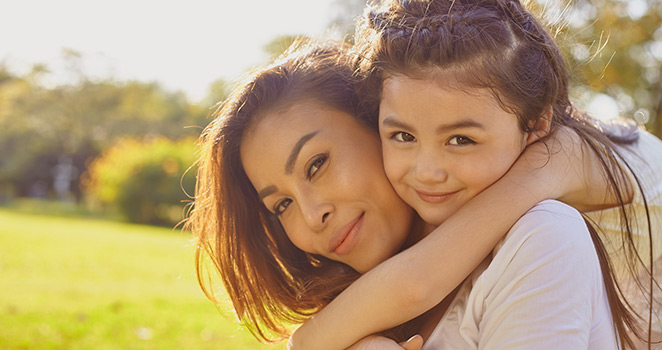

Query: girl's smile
[[415, 189, 461, 204]]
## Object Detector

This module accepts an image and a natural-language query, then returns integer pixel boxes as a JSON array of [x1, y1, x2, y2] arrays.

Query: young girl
[[287, 0, 662, 349]]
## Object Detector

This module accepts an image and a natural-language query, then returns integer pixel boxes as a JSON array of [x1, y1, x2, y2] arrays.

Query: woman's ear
[[526, 106, 553, 145]]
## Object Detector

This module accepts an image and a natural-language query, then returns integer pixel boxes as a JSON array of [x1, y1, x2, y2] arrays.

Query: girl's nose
[[414, 150, 448, 184]]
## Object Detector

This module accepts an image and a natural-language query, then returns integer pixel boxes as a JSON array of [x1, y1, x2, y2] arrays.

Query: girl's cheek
[[383, 150, 405, 185]]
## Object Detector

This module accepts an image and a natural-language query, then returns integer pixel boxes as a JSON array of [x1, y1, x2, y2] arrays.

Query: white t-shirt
[[423, 200, 618, 350]]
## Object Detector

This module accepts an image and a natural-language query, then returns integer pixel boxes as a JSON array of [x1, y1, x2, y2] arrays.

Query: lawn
[[0, 208, 285, 349]]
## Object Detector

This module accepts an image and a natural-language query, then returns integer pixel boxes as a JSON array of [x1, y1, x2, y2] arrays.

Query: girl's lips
[[329, 213, 364, 255], [415, 189, 460, 203]]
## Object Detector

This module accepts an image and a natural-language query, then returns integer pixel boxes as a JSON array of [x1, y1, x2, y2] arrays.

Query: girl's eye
[[307, 154, 327, 179], [448, 135, 475, 146], [391, 131, 416, 142], [274, 198, 292, 215]]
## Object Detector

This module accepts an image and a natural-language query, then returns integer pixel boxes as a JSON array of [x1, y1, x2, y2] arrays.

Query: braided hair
[[355, 1, 655, 348]]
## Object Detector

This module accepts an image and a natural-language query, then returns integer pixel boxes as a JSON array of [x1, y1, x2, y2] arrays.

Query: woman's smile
[[329, 212, 364, 255]]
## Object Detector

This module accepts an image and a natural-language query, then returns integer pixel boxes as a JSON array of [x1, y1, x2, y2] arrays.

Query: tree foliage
[[0, 59, 211, 202], [82, 136, 196, 226], [1, 0, 660, 226], [545, 0, 662, 136]]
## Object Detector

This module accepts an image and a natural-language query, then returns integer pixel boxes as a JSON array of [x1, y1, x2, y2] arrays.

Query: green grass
[[0, 208, 285, 349], [1, 198, 121, 221]]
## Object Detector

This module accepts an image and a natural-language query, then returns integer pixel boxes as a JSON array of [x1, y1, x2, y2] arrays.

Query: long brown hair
[[186, 41, 365, 343], [353, 0, 656, 348]]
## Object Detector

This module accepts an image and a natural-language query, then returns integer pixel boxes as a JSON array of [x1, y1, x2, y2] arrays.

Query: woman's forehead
[[250, 100, 347, 132]]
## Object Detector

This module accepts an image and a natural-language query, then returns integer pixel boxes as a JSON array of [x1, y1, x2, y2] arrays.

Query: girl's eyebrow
[[436, 119, 484, 134], [381, 116, 484, 134], [381, 116, 411, 130]]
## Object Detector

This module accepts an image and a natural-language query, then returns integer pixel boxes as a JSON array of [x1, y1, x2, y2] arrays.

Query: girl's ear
[[526, 106, 553, 145]]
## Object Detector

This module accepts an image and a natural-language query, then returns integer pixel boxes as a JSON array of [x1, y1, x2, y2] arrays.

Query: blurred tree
[[0, 67, 32, 201], [202, 78, 233, 110], [0, 56, 208, 201], [550, 0, 662, 136], [82, 136, 196, 226]]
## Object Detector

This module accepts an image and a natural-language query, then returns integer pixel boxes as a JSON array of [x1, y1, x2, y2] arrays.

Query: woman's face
[[240, 100, 414, 273], [379, 75, 533, 226]]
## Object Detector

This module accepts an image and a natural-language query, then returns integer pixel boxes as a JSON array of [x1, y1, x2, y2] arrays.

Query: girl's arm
[[288, 127, 596, 350], [341, 335, 423, 350]]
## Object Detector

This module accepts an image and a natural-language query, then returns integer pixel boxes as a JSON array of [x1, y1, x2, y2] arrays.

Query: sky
[[0, 0, 346, 102], [0, 0, 626, 118]]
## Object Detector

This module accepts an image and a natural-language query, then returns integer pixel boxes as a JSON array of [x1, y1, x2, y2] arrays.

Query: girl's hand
[[346, 334, 423, 350]]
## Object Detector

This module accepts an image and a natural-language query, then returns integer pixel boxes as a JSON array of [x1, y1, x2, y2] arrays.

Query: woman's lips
[[415, 189, 460, 203], [329, 213, 364, 255]]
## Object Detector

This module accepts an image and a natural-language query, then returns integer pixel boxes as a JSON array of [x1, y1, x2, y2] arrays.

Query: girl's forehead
[[382, 68, 474, 92], [382, 74, 489, 101]]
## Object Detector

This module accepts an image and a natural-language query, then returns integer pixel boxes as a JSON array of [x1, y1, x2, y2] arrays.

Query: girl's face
[[240, 100, 414, 273], [379, 75, 535, 226]]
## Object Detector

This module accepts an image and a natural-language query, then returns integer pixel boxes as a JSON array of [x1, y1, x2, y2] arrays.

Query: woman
[[186, 39, 658, 348]]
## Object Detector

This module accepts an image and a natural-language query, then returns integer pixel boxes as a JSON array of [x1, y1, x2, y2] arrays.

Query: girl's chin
[[416, 210, 450, 228]]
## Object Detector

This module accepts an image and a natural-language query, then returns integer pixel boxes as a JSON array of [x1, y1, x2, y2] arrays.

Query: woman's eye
[[448, 135, 475, 146], [307, 154, 327, 179], [392, 131, 416, 142], [274, 199, 292, 215]]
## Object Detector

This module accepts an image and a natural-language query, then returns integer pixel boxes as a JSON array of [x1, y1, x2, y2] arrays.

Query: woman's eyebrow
[[285, 130, 319, 174], [258, 185, 277, 200]]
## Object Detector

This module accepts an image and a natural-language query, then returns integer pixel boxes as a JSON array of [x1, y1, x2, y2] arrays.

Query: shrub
[[83, 137, 196, 226]]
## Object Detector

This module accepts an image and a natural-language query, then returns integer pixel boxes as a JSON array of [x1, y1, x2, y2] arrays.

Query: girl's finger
[[399, 334, 424, 350]]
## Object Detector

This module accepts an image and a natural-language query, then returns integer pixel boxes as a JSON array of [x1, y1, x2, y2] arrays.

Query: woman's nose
[[299, 196, 334, 232]]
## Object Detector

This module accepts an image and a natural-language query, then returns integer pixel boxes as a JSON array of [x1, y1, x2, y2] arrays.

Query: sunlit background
[[1, 0, 345, 102], [1, 0, 661, 349]]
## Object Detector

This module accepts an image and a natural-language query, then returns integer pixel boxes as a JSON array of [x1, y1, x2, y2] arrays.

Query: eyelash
[[306, 154, 327, 179], [448, 135, 475, 146], [274, 199, 292, 215], [390, 132, 475, 146], [390, 131, 416, 142], [273, 154, 328, 216]]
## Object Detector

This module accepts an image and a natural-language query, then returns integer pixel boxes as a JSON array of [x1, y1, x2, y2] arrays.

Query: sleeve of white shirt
[[474, 200, 617, 350]]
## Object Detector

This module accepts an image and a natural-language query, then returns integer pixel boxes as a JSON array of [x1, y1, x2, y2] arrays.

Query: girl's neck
[[402, 215, 436, 249]]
